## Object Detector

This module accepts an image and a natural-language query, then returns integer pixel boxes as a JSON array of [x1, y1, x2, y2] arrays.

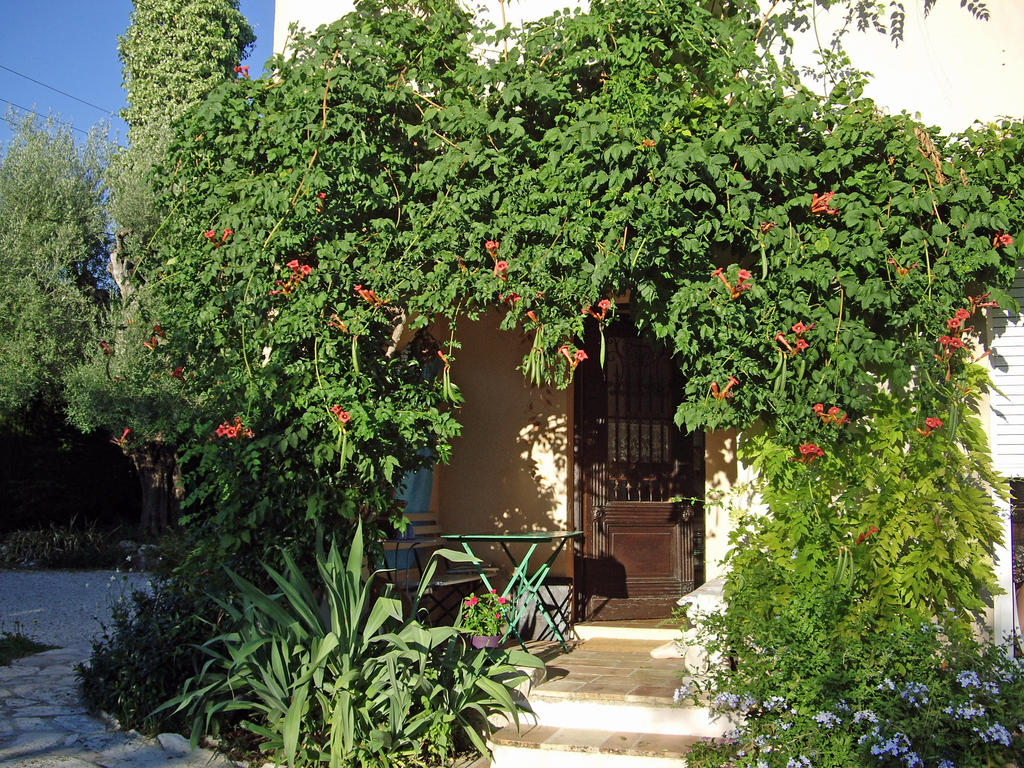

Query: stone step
[[488, 724, 699, 768], [527, 690, 727, 738], [574, 621, 684, 643]]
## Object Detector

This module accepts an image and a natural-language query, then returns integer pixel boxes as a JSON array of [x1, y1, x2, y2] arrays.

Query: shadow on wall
[[433, 312, 569, 577]]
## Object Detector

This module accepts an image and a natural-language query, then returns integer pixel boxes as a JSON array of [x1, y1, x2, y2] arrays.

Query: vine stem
[[263, 60, 336, 250], [753, 0, 782, 43]]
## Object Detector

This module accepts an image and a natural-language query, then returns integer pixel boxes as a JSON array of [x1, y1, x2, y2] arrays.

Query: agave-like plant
[[160, 521, 540, 767]]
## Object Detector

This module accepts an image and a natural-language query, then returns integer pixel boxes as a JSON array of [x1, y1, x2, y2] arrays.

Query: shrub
[[684, 570, 1024, 768], [162, 522, 539, 767], [77, 578, 228, 733], [0, 624, 55, 665], [0, 518, 127, 569]]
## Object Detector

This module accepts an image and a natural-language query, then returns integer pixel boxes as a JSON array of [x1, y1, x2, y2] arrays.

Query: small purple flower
[[976, 723, 1011, 746], [868, 731, 911, 758], [813, 711, 841, 729], [763, 696, 788, 712], [944, 703, 986, 720], [956, 670, 981, 688], [853, 710, 878, 724], [713, 692, 741, 710], [899, 681, 929, 707]]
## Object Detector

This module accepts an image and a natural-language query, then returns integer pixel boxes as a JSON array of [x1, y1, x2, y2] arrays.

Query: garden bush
[[0, 518, 130, 569], [684, 573, 1024, 768], [77, 578, 225, 734], [162, 523, 539, 767]]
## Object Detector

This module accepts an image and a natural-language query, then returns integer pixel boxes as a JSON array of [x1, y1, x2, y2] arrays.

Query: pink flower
[[233, 65, 249, 79], [813, 403, 824, 414], [203, 229, 217, 241], [99, 341, 112, 355], [954, 308, 971, 322], [598, 299, 612, 310], [969, 292, 999, 311], [810, 191, 839, 215], [711, 377, 738, 400], [791, 322, 811, 335], [111, 428, 130, 447], [925, 417, 943, 429], [354, 285, 382, 306], [330, 405, 351, 424], [286, 259, 300, 269], [775, 332, 795, 356], [485, 240, 500, 253], [464, 595, 479, 607], [493, 260, 508, 279], [993, 232, 1014, 248], [947, 317, 962, 330], [856, 525, 879, 545], [736, 269, 752, 284], [559, 345, 585, 369], [214, 417, 252, 439], [795, 338, 809, 352], [790, 443, 824, 463]]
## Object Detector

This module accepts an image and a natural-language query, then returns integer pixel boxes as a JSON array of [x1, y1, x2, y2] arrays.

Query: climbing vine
[[142, 0, 1022, 575]]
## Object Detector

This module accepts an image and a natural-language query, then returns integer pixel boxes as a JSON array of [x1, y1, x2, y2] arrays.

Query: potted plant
[[459, 590, 510, 648]]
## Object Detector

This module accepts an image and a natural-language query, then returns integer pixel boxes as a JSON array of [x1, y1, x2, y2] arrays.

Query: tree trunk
[[127, 441, 180, 535]]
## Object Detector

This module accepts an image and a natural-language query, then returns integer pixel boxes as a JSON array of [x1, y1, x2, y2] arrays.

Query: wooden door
[[574, 320, 704, 621]]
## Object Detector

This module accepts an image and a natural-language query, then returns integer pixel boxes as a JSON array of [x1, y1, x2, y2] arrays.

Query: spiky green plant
[[162, 521, 539, 767]]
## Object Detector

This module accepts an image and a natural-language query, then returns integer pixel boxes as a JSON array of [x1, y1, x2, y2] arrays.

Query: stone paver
[[0, 645, 238, 768]]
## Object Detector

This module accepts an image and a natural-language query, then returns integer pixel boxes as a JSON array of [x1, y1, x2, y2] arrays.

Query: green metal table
[[440, 530, 583, 650]]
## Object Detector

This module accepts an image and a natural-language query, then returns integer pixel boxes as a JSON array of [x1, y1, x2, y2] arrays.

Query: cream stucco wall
[[781, 0, 1024, 133], [431, 314, 571, 579], [703, 430, 738, 581]]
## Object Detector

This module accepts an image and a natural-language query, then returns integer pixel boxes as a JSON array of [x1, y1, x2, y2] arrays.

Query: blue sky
[[0, 0, 276, 149]]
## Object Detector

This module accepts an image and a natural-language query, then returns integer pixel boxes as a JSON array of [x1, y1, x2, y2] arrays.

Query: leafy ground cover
[[0, 626, 55, 665]]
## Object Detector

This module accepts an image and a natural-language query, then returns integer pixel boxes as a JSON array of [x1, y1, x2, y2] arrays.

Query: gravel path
[[0, 569, 152, 652]]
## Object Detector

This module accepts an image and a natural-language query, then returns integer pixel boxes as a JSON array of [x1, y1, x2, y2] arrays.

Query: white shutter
[[990, 267, 1024, 477]]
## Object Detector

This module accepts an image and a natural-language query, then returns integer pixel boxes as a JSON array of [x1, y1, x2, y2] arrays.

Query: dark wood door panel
[[573, 318, 704, 621]]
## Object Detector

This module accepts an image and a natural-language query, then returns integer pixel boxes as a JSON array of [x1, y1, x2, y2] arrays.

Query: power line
[[0, 63, 118, 117], [0, 97, 93, 137]]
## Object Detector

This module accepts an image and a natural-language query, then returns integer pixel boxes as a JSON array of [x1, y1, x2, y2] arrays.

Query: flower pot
[[470, 634, 502, 649]]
